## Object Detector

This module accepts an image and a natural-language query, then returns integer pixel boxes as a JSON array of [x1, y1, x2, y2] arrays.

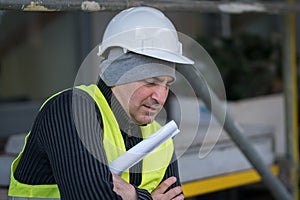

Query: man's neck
[[97, 79, 141, 138]]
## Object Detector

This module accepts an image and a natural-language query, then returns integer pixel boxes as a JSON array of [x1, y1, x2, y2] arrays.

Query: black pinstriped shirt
[[14, 79, 181, 199]]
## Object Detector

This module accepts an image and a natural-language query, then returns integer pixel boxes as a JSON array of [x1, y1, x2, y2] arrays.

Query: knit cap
[[99, 48, 176, 86]]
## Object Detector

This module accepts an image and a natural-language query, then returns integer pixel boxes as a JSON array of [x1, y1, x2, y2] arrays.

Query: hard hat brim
[[132, 49, 194, 65]]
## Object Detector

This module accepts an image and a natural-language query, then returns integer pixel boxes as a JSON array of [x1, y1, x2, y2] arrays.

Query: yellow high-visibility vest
[[8, 84, 174, 199]]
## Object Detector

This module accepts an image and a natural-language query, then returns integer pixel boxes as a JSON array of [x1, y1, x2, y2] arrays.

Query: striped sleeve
[[163, 153, 182, 188], [37, 89, 123, 199]]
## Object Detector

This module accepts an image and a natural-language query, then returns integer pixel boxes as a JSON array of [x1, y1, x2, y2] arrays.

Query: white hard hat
[[98, 7, 194, 64]]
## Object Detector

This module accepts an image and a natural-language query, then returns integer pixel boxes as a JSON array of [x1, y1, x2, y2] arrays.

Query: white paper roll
[[109, 120, 179, 175]]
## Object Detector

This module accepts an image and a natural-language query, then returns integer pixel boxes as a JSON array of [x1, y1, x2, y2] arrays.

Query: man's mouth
[[143, 104, 161, 112]]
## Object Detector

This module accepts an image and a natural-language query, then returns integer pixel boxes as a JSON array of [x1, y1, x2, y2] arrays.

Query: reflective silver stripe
[[8, 197, 60, 200]]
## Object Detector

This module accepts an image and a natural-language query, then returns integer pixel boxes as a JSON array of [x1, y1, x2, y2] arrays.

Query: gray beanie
[[99, 48, 176, 86]]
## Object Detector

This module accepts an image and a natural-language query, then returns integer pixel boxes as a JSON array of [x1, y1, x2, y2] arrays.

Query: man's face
[[112, 76, 173, 125]]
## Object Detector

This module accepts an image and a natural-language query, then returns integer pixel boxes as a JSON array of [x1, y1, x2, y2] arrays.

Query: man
[[8, 6, 193, 200]]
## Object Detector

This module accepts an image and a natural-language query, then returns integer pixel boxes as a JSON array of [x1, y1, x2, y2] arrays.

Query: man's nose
[[151, 85, 169, 105]]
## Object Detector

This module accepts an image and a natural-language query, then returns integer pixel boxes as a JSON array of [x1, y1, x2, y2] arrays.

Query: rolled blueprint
[[109, 120, 179, 175]]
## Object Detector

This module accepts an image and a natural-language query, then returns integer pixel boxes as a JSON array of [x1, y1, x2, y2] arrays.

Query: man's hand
[[151, 177, 184, 200], [112, 173, 137, 200]]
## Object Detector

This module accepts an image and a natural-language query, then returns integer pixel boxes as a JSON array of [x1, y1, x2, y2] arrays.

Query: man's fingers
[[111, 173, 119, 185], [164, 186, 183, 199], [172, 193, 184, 200], [111, 173, 137, 200], [111, 173, 118, 180], [154, 176, 177, 194], [151, 177, 185, 200]]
